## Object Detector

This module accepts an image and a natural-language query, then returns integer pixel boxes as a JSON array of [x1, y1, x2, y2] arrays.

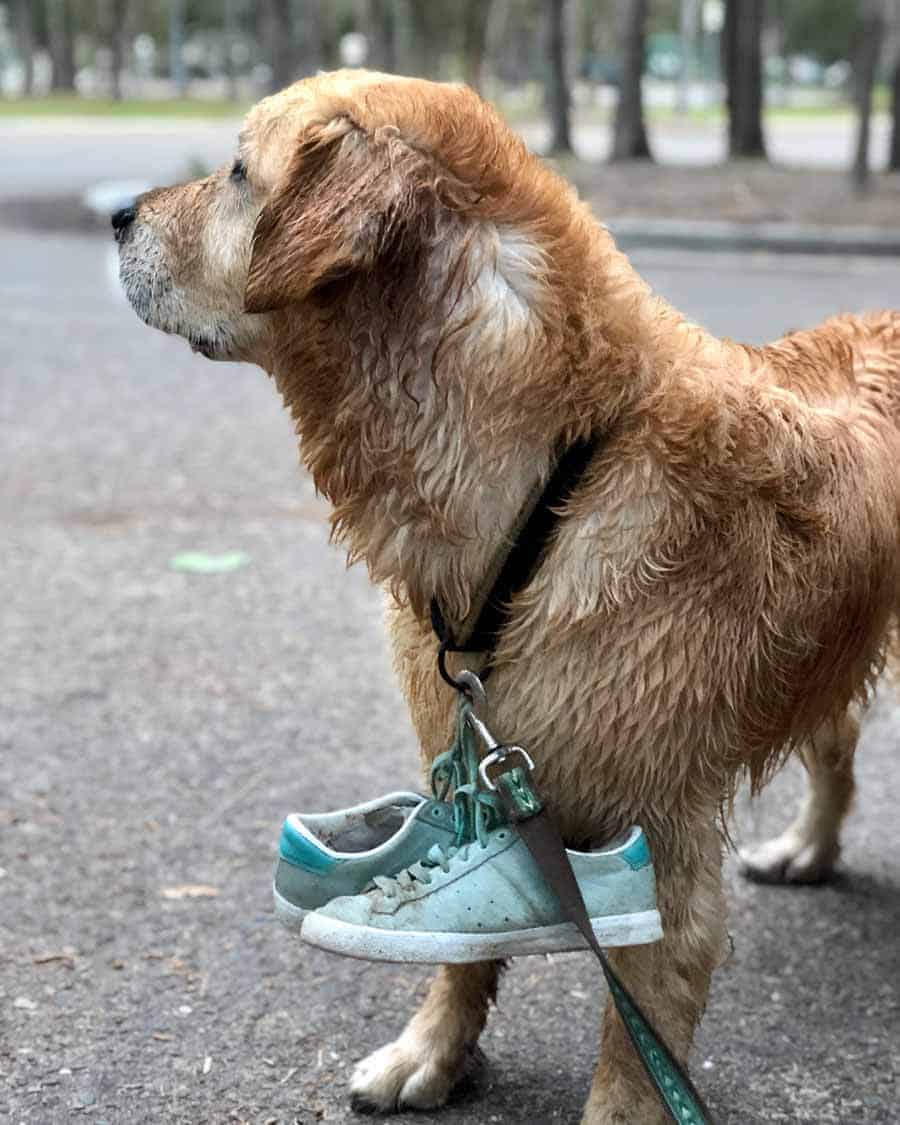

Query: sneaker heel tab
[[622, 830, 652, 871], [279, 821, 338, 874]]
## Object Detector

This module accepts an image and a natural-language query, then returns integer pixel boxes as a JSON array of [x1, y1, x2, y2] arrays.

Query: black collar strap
[[430, 435, 601, 683]]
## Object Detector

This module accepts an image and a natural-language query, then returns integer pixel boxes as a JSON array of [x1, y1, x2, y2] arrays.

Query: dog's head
[[116, 71, 619, 608], [117, 71, 552, 358]]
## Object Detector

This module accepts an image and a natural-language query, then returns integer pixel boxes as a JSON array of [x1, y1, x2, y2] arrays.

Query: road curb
[[3, 187, 899, 259], [607, 218, 900, 257]]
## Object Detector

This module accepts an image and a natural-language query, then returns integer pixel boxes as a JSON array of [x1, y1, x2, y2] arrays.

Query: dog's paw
[[738, 831, 838, 885], [350, 1034, 470, 1113]]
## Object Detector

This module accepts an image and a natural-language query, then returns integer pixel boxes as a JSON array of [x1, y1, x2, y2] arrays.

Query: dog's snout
[[111, 205, 136, 241]]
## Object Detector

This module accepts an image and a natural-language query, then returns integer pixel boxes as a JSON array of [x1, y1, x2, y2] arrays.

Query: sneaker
[[299, 824, 662, 962], [273, 792, 458, 926]]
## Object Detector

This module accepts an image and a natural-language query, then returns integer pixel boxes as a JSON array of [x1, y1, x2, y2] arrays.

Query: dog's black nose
[[111, 205, 136, 237]]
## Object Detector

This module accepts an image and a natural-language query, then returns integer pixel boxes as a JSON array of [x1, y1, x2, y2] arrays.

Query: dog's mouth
[[117, 232, 241, 363]]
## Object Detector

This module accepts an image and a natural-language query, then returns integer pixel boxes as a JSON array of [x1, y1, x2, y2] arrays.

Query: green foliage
[[770, 0, 862, 66]]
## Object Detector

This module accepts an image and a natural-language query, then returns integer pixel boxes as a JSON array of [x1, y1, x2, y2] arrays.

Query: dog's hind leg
[[349, 960, 501, 1112], [582, 820, 727, 1125], [738, 709, 858, 884]]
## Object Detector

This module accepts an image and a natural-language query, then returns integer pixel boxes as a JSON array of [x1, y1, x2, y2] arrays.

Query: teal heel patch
[[279, 823, 339, 874], [622, 832, 651, 871]]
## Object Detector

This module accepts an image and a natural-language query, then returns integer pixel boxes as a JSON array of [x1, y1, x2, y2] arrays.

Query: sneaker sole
[[273, 885, 308, 929], [300, 909, 663, 963]]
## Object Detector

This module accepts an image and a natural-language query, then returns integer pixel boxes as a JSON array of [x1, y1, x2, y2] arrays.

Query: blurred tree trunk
[[47, 0, 76, 92], [224, 0, 239, 101], [852, 0, 885, 191], [169, 0, 187, 95], [108, 0, 130, 101], [15, 0, 35, 96], [265, 0, 296, 91], [722, 0, 766, 158], [888, 58, 900, 171], [544, 0, 572, 154], [462, 0, 493, 93], [408, 2, 441, 78], [296, 0, 323, 77], [677, 0, 700, 114], [366, 0, 397, 73], [611, 0, 651, 160]]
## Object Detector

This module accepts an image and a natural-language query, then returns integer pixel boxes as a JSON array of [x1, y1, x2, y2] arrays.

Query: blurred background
[[4, 5, 900, 1124], [1, 0, 900, 226]]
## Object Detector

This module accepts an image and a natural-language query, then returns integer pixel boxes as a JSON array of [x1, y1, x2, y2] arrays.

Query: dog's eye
[[230, 159, 246, 183]]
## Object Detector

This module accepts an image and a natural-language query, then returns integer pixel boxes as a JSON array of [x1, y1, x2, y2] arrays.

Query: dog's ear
[[244, 121, 427, 314]]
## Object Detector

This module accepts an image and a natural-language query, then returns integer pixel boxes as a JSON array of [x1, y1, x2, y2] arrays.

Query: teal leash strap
[[433, 699, 716, 1123], [602, 963, 710, 1125], [493, 765, 718, 1125]]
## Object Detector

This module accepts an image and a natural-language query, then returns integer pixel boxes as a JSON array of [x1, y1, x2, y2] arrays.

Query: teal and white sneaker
[[299, 824, 662, 962], [273, 792, 458, 927]]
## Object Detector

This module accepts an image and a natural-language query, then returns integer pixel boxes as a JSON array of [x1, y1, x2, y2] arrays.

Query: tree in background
[[46, 0, 76, 91], [105, 0, 131, 100], [222, 0, 239, 100], [722, 0, 766, 158], [852, 0, 886, 190], [769, 0, 861, 66], [298, 0, 325, 76], [169, 0, 187, 95], [263, 0, 296, 92], [462, 0, 493, 93], [891, 56, 900, 172], [544, 0, 572, 154], [611, 0, 651, 160], [365, 0, 397, 73], [407, 2, 443, 78], [14, 0, 35, 95], [889, 0, 900, 173]]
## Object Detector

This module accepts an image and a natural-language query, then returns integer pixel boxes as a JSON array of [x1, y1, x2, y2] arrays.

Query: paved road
[[2, 229, 899, 1124], [1, 112, 891, 198]]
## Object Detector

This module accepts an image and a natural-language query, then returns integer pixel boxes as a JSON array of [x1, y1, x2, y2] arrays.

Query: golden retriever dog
[[115, 71, 900, 1122]]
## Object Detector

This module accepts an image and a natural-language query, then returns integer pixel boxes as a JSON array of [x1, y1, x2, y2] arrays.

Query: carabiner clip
[[478, 745, 536, 791]]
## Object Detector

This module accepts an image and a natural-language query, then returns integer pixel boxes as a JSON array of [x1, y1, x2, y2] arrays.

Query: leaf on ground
[[33, 951, 76, 968], [160, 884, 219, 900], [169, 551, 250, 574]]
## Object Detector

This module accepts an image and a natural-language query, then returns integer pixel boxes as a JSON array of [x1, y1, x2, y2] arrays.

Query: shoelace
[[431, 697, 504, 845], [372, 839, 480, 896], [372, 698, 505, 898]]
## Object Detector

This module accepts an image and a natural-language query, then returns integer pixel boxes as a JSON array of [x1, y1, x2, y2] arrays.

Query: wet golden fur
[[118, 71, 900, 1122]]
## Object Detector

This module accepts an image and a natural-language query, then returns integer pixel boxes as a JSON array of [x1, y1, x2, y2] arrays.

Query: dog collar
[[430, 435, 601, 688]]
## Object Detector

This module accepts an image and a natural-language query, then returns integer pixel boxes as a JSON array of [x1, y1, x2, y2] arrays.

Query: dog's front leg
[[582, 822, 727, 1125], [350, 959, 501, 1112]]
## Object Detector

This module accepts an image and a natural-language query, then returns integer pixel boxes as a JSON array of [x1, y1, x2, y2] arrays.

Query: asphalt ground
[[2, 230, 900, 1124]]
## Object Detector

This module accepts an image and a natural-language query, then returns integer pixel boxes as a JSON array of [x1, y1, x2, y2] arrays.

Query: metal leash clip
[[478, 745, 536, 791], [454, 671, 535, 791]]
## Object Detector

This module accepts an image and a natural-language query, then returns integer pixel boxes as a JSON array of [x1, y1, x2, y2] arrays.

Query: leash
[[429, 439, 719, 1125], [430, 435, 600, 686], [484, 737, 716, 1125]]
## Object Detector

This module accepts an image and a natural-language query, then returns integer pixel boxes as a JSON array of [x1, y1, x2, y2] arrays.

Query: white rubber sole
[[273, 885, 308, 930], [300, 909, 663, 963]]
